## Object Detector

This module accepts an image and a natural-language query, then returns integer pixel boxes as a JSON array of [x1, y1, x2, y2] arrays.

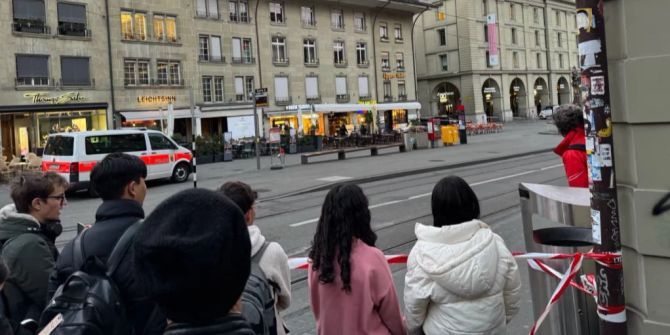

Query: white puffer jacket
[[404, 220, 521, 335]]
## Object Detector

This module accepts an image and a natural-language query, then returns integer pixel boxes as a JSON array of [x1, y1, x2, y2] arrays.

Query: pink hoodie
[[308, 239, 407, 335]]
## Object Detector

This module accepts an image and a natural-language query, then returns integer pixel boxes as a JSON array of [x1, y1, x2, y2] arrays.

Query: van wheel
[[171, 163, 190, 183]]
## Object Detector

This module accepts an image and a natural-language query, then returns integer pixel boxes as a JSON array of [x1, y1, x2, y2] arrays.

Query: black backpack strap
[[251, 241, 270, 264], [72, 229, 89, 270], [568, 144, 586, 151], [106, 220, 142, 277]]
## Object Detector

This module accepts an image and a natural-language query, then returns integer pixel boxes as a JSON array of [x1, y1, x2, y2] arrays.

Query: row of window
[[14, 54, 91, 87], [483, 51, 576, 69], [198, 35, 254, 63], [121, 10, 178, 42], [123, 59, 182, 86], [201, 76, 255, 103], [480, 1, 576, 28], [479, 26, 574, 50], [12, 0, 90, 37], [196, 0, 251, 22], [267, 75, 406, 103]]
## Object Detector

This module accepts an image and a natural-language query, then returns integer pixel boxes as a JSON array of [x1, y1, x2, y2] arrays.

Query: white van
[[41, 129, 193, 193]]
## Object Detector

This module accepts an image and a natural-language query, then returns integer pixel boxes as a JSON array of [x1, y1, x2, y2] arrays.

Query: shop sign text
[[137, 95, 177, 103], [24, 92, 87, 104], [382, 72, 406, 80]]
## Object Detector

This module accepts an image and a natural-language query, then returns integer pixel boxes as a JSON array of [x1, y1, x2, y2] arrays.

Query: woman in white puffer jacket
[[404, 176, 521, 335]]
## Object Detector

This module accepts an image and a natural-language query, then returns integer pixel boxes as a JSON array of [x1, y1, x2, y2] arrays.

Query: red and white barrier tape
[[288, 250, 625, 334]]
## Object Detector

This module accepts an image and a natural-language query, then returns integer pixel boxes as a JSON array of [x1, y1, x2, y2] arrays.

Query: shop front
[[376, 102, 420, 132], [267, 105, 326, 136], [0, 91, 108, 158]]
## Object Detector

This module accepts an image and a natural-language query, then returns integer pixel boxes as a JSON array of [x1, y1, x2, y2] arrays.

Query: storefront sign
[[439, 93, 448, 103], [137, 96, 177, 103], [285, 104, 311, 111], [535, 86, 544, 91], [483, 87, 496, 93], [559, 84, 565, 89], [382, 72, 406, 80], [358, 100, 377, 105], [513, 86, 520, 91], [24, 92, 87, 104]]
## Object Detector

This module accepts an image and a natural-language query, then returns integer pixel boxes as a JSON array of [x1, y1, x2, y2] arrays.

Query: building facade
[[0, 0, 111, 159], [414, 0, 579, 123]]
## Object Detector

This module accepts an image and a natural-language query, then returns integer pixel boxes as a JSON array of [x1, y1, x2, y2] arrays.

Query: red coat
[[554, 128, 588, 188]]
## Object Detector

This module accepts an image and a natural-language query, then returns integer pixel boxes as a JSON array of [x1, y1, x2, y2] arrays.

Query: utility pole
[[189, 87, 197, 189], [575, 1, 627, 333]]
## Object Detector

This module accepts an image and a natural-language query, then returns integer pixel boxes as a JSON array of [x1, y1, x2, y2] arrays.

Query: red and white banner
[[487, 14, 499, 66]]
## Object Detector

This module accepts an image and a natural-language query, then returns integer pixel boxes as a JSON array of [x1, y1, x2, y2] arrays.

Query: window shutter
[[358, 76, 369, 97], [13, 0, 46, 20], [232, 38, 242, 58], [210, 36, 222, 59], [305, 77, 318, 98], [235, 77, 244, 95], [274, 77, 289, 99], [16, 55, 49, 77], [57, 3, 86, 23], [335, 77, 347, 95], [61, 57, 89, 85]]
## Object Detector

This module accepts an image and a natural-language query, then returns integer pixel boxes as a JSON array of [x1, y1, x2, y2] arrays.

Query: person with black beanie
[[134, 188, 254, 335]]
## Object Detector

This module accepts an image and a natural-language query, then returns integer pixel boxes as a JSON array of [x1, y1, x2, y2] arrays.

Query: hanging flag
[[487, 14, 499, 66]]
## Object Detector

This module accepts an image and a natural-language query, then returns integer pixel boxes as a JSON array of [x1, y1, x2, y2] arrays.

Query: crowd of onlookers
[[0, 105, 592, 335], [0, 152, 520, 335]]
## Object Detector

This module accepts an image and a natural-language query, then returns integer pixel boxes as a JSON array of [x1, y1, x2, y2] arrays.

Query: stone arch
[[557, 76, 571, 105], [509, 77, 527, 118], [431, 82, 461, 116], [533, 77, 550, 109], [482, 78, 502, 121]]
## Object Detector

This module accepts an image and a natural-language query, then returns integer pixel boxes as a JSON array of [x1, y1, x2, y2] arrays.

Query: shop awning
[[313, 102, 421, 113], [120, 109, 202, 121], [375, 102, 422, 111], [200, 108, 254, 118]]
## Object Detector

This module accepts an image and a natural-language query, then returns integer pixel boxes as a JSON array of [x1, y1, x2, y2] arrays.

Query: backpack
[[40, 221, 141, 335], [241, 242, 277, 335]]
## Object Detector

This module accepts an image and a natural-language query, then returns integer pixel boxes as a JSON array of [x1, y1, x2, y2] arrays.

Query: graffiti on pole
[[576, 0, 627, 333]]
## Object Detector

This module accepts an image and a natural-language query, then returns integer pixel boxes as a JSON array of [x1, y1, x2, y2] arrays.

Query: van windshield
[[44, 136, 74, 156]]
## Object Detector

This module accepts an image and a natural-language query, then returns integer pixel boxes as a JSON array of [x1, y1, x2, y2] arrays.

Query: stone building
[[414, 0, 579, 123]]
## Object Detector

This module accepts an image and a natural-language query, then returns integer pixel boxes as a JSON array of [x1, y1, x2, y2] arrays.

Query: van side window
[[44, 136, 74, 156], [148, 134, 177, 150], [85, 134, 147, 154]]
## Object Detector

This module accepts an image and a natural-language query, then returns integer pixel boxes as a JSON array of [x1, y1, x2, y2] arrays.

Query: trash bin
[[441, 125, 453, 145], [518, 183, 598, 335]]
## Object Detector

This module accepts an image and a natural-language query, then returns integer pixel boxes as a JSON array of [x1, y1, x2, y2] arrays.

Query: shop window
[[149, 133, 177, 150], [196, 0, 219, 18], [229, 0, 249, 23], [57, 3, 87, 37], [61, 57, 90, 86], [232, 37, 254, 64], [331, 9, 344, 30], [354, 12, 366, 32], [301, 6, 315, 27], [85, 134, 147, 155], [356, 42, 367, 66], [153, 14, 177, 42], [304, 39, 317, 65], [13, 0, 48, 34], [272, 36, 287, 64], [333, 41, 345, 65], [379, 23, 388, 41], [16, 54, 49, 86], [120, 10, 147, 40], [270, 2, 284, 23]]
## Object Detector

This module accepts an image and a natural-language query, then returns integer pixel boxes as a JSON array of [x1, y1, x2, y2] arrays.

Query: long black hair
[[308, 184, 377, 292], [432, 176, 480, 227]]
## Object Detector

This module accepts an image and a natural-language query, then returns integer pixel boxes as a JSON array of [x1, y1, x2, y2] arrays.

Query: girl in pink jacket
[[308, 184, 407, 335]]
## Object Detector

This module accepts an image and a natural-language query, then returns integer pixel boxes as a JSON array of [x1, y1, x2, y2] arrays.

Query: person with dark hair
[[218, 181, 291, 335], [404, 176, 521, 335], [47, 152, 166, 334], [0, 172, 66, 334], [134, 188, 254, 334], [308, 184, 406, 335], [0, 259, 15, 335], [552, 104, 588, 187]]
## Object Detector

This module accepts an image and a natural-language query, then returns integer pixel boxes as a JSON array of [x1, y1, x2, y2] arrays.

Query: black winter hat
[[133, 188, 251, 324]]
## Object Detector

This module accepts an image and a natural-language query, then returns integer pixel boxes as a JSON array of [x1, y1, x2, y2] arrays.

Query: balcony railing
[[122, 33, 147, 41], [397, 65, 405, 72], [13, 21, 50, 35], [306, 95, 321, 102], [273, 57, 289, 66], [357, 60, 369, 68], [60, 78, 95, 88], [302, 19, 317, 28], [334, 59, 348, 67], [359, 95, 371, 101], [15, 77, 54, 87], [380, 35, 389, 42], [275, 96, 292, 105], [232, 56, 255, 64], [331, 23, 345, 30], [383, 95, 393, 102], [196, 11, 220, 19], [398, 94, 407, 101], [57, 23, 91, 38], [304, 58, 319, 66], [395, 36, 404, 42], [201, 55, 225, 63], [381, 65, 391, 72], [336, 94, 350, 103], [230, 13, 251, 23]]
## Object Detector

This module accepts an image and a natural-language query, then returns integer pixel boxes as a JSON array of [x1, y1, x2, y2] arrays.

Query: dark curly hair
[[553, 104, 585, 137], [308, 184, 377, 292]]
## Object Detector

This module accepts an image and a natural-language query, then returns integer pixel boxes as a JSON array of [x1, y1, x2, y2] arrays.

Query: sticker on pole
[[591, 209, 602, 245]]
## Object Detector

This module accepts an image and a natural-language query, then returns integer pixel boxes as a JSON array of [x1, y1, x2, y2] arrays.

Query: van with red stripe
[[42, 129, 193, 193]]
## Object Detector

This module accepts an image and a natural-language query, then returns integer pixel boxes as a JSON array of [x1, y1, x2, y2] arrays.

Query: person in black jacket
[[47, 153, 165, 334], [134, 188, 254, 335], [0, 259, 14, 335]]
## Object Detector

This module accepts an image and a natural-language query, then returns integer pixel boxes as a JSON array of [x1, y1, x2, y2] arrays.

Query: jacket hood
[[554, 127, 586, 156], [95, 199, 145, 222], [248, 225, 266, 257], [0, 204, 41, 240], [413, 220, 499, 299]]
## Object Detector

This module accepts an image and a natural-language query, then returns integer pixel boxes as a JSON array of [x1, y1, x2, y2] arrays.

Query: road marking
[[317, 176, 352, 182], [290, 164, 559, 228]]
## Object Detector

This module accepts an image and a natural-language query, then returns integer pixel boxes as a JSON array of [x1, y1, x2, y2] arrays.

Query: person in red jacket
[[553, 104, 588, 187]]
